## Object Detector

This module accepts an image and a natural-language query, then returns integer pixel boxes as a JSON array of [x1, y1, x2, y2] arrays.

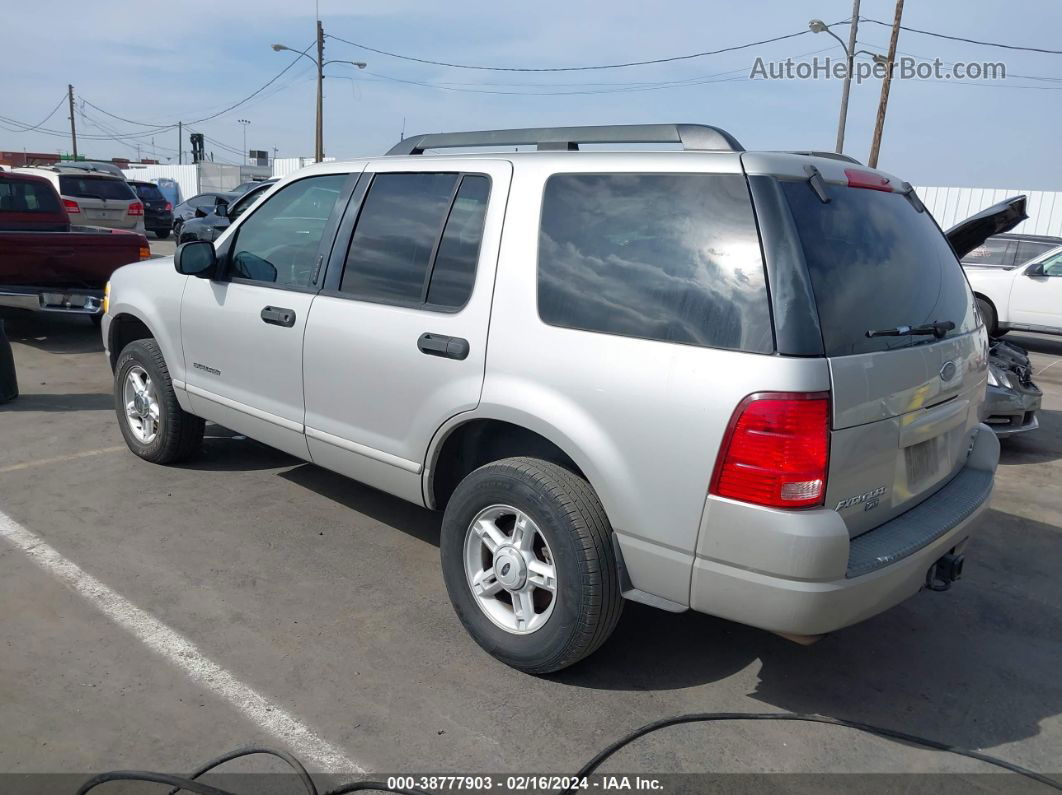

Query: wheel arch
[[108, 311, 156, 371]]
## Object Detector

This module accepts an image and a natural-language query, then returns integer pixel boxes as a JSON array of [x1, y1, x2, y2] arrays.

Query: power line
[[14, 93, 69, 132], [860, 17, 1062, 55], [326, 26, 826, 72]]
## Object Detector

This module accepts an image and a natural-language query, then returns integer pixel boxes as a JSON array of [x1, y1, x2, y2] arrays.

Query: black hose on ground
[[75, 711, 1062, 794]]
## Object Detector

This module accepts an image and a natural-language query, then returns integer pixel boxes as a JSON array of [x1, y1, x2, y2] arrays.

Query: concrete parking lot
[[1, 307, 1060, 786]]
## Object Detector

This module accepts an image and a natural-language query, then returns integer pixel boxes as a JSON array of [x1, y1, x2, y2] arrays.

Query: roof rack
[[387, 124, 744, 156], [785, 151, 863, 165]]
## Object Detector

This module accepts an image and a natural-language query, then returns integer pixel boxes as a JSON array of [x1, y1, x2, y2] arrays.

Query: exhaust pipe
[[926, 553, 965, 592]]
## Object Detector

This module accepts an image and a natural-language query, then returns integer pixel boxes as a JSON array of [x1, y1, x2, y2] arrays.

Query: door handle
[[418, 332, 470, 360], [261, 306, 296, 328]]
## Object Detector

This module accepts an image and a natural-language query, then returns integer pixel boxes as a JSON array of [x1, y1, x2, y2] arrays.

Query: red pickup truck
[[0, 170, 150, 318]]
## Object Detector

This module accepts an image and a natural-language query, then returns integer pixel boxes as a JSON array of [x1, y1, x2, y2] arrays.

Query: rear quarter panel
[[478, 154, 831, 605]]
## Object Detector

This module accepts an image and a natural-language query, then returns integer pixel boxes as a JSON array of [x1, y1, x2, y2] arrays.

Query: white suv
[[103, 125, 1002, 673]]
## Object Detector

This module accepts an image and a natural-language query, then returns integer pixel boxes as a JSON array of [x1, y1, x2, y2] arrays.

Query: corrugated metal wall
[[271, 156, 336, 179], [916, 186, 1062, 237]]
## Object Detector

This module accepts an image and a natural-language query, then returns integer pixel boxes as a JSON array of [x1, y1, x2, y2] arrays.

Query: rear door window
[[781, 181, 978, 356], [58, 175, 135, 201], [537, 173, 772, 352], [339, 172, 490, 310], [962, 238, 1013, 266]]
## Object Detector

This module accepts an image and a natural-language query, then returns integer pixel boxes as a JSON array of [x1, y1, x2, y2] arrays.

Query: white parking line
[[0, 446, 126, 475], [0, 508, 364, 773]]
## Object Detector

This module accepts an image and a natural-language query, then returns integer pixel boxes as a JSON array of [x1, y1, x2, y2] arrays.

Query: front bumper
[[983, 383, 1041, 437], [689, 424, 999, 637]]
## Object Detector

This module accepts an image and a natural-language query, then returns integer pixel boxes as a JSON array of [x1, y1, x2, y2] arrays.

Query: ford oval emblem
[[940, 361, 957, 382]]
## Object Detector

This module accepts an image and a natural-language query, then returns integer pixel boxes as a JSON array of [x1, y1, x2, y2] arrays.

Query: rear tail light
[[138, 239, 151, 260], [63, 198, 80, 214], [128, 201, 144, 216], [844, 168, 892, 192], [710, 392, 830, 509], [165, 202, 173, 212]]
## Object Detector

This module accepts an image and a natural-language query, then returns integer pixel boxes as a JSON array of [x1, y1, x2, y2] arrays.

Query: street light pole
[[238, 119, 250, 164], [836, 0, 861, 154], [271, 38, 366, 163]]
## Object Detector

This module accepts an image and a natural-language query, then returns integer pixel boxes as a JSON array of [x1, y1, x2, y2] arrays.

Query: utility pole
[[835, 0, 860, 153], [868, 0, 904, 168], [67, 84, 78, 160], [315, 19, 325, 162], [178, 121, 183, 164]]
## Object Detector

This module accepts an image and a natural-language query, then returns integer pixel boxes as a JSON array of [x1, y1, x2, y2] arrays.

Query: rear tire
[[976, 297, 1000, 337], [114, 339, 204, 464], [154, 230, 170, 240], [440, 457, 623, 673]]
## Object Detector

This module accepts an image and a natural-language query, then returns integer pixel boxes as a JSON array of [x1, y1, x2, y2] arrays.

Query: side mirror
[[193, 206, 208, 218], [214, 202, 228, 218], [1025, 263, 1044, 277], [175, 241, 218, 278]]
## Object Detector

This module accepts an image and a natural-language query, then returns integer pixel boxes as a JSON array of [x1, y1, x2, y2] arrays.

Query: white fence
[[271, 156, 336, 179], [916, 186, 1062, 238], [121, 164, 199, 204]]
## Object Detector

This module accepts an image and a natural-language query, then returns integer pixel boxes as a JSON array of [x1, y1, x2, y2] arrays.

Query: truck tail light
[[165, 202, 173, 211], [710, 392, 830, 509], [128, 201, 144, 216], [63, 198, 80, 214]]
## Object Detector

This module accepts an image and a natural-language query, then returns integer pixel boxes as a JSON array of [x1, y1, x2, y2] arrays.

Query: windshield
[[58, 175, 136, 201], [781, 181, 978, 356]]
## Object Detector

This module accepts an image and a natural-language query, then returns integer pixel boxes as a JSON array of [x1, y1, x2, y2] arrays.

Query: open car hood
[[945, 195, 1028, 259]]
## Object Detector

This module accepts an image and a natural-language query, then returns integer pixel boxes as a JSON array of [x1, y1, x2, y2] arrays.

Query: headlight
[[102, 282, 110, 315], [987, 365, 1011, 389]]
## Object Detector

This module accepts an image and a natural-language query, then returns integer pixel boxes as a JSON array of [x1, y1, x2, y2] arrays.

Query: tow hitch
[[926, 552, 965, 592]]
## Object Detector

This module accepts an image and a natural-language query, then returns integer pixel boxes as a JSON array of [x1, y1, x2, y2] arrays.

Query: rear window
[[132, 183, 165, 201], [781, 181, 978, 356], [0, 179, 61, 213], [537, 173, 773, 353], [58, 175, 135, 201], [962, 237, 1012, 267]]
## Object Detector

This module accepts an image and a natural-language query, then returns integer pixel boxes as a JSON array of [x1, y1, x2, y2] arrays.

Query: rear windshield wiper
[[865, 320, 955, 339]]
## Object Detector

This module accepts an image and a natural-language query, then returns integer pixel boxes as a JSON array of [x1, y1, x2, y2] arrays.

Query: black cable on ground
[[76, 711, 1062, 794]]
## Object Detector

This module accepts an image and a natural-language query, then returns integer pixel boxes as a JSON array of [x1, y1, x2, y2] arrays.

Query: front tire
[[114, 339, 204, 464], [440, 457, 623, 673]]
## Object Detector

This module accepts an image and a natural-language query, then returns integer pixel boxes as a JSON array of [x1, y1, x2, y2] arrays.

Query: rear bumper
[[688, 424, 999, 636], [0, 286, 103, 315]]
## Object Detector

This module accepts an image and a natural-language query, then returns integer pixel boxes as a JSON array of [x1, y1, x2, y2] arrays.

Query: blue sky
[[2, 0, 1059, 188]]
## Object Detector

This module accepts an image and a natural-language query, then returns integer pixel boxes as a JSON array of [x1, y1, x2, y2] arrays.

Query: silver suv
[[102, 124, 1001, 673], [14, 165, 145, 233]]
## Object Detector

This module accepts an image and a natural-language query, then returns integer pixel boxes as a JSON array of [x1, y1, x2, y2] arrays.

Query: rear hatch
[[778, 170, 989, 537], [132, 182, 171, 221], [58, 174, 138, 230]]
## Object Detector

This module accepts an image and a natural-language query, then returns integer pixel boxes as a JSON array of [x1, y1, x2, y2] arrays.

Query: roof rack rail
[[785, 150, 863, 165], [387, 123, 744, 156]]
